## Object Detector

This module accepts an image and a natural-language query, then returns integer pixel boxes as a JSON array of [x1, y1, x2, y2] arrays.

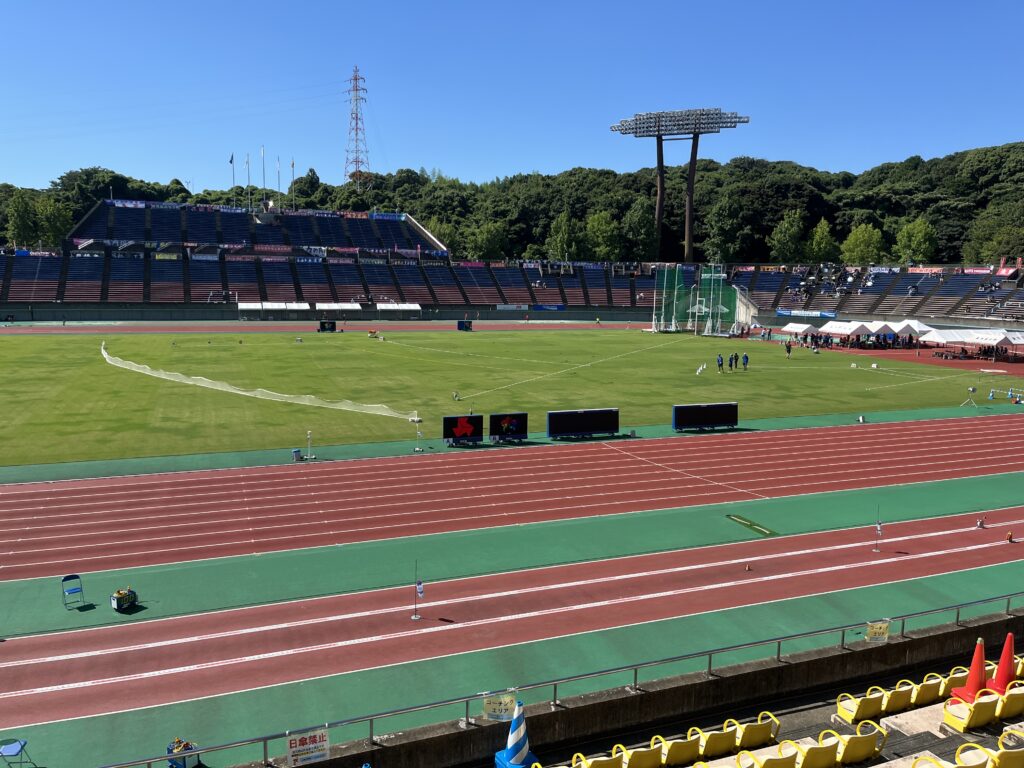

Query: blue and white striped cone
[[495, 700, 537, 768]]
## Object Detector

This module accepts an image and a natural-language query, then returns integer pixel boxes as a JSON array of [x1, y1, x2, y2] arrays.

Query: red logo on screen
[[452, 417, 476, 437]]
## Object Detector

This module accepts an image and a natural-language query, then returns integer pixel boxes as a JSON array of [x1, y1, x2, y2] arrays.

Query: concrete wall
[[242, 611, 1023, 768]]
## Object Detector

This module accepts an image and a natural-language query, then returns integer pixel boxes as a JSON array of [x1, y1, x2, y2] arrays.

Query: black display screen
[[547, 408, 619, 438], [489, 412, 529, 441], [442, 414, 484, 443], [673, 402, 738, 430]]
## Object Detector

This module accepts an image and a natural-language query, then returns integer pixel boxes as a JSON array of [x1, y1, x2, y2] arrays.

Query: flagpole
[[246, 153, 251, 212], [261, 145, 266, 206], [291, 158, 296, 211], [411, 559, 421, 620], [277, 156, 281, 199], [230, 154, 235, 207]]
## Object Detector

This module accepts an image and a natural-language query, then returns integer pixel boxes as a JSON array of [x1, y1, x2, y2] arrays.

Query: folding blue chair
[[0, 738, 37, 767], [61, 574, 84, 610]]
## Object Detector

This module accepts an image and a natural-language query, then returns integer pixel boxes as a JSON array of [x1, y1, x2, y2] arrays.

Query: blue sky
[[3, 0, 1022, 191]]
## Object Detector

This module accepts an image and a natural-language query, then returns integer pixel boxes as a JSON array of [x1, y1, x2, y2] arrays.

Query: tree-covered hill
[[3, 142, 1022, 265]]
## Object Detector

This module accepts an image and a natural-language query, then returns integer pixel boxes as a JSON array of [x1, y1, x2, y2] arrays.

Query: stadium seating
[[150, 208, 182, 242], [725, 712, 781, 749], [688, 724, 738, 759], [915, 274, 984, 316], [525, 267, 564, 305], [942, 690, 1000, 732], [873, 274, 930, 314], [610, 275, 633, 307], [749, 270, 786, 309], [819, 721, 888, 764], [149, 257, 185, 302], [491, 266, 534, 304], [908, 674, 943, 707], [225, 258, 262, 302], [650, 734, 699, 766], [361, 262, 400, 302], [220, 211, 252, 245], [328, 262, 366, 302], [634, 274, 655, 307], [253, 222, 286, 246], [72, 203, 110, 241], [106, 254, 145, 302], [582, 265, 610, 305], [62, 254, 104, 302], [453, 265, 502, 304], [559, 273, 588, 306], [112, 206, 146, 241], [835, 689, 884, 724], [283, 215, 318, 246], [317, 217, 349, 247], [424, 264, 466, 304], [777, 737, 839, 768], [841, 271, 900, 314], [188, 258, 225, 303], [953, 731, 1024, 768], [390, 264, 434, 304], [7, 255, 62, 302], [260, 259, 296, 301], [294, 260, 334, 303], [184, 209, 218, 244]]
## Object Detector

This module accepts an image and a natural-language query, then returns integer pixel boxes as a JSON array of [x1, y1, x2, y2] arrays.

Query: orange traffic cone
[[986, 632, 1016, 695], [951, 637, 988, 703]]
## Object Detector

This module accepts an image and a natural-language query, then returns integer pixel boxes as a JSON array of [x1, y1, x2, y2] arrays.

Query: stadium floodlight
[[611, 108, 749, 261]]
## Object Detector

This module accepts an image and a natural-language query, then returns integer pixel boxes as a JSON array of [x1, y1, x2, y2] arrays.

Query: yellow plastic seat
[[726, 712, 781, 750], [995, 681, 1024, 720], [942, 689, 1000, 733], [911, 757, 952, 768], [939, 666, 970, 698], [1015, 654, 1023, 678], [955, 730, 1024, 768], [737, 750, 798, 768], [571, 752, 622, 768], [819, 721, 888, 765], [689, 726, 736, 759], [911, 673, 944, 708], [835, 689, 884, 724], [778, 738, 839, 768], [876, 681, 915, 714], [612, 744, 661, 768], [652, 734, 700, 767]]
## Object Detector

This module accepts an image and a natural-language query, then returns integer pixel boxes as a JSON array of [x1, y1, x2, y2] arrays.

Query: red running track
[[3, 509, 1024, 728], [2, 414, 1024, 581]]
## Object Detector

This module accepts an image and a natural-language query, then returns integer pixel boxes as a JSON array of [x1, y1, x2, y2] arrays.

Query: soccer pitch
[[0, 329, 997, 465]]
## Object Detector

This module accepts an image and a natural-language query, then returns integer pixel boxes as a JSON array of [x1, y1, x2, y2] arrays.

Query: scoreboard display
[[489, 412, 528, 442], [442, 414, 484, 444], [547, 408, 619, 439], [672, 402, 738, 431]]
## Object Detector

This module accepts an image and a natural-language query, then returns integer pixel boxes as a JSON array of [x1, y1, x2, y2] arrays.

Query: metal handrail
[[98, 589, 1024, 767]]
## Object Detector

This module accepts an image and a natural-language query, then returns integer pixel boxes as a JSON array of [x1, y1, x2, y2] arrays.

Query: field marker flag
[[495, 700, 537, 768]]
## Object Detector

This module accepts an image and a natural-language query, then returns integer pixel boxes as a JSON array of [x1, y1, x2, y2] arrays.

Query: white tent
[[780, 322, 815, 335], [865, 321, 896, 335], [890, 319, 935, 336], [920, 328, 982, 345], [820, 320, 872, 336]]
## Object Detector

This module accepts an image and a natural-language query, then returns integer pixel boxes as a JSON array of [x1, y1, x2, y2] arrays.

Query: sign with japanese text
[[286, 727, 330, 765]]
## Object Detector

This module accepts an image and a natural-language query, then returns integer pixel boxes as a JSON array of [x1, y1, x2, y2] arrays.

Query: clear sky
[[3, 0, 1022, 192]]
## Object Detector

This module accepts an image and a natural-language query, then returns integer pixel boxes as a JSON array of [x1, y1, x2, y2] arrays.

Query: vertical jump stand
[[960, 387, 978, 408]]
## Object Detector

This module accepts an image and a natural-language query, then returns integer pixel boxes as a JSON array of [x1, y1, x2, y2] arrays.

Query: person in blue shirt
[[717, 354, 724, 373], [742, 352, 749, 370]]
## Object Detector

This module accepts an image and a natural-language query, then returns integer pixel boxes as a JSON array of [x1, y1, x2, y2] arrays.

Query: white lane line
[[7, 517, 1018, 670], [1, 537, 1010, 699], [866, 371, 976, 392], [601, 441, 767, 500]]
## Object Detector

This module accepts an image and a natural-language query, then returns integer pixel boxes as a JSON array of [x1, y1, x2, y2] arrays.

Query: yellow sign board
[[482, 693, 517, 721], [865, 619, 890, 643]]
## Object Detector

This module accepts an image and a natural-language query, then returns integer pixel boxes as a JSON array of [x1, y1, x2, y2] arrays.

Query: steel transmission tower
[[345, 66, 370, 188]]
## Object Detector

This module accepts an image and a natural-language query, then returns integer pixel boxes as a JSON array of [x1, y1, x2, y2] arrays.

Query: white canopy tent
[[890, 319, 935, 336], [819, 320, 872, 336], [780, 322, 815, 335], [864, 321, 897, 335]]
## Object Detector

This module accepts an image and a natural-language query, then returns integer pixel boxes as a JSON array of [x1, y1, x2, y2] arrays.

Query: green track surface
[[4, 469, 1022, 638], [5, 561, 1022, 768], [0, 402, 1018, 485]]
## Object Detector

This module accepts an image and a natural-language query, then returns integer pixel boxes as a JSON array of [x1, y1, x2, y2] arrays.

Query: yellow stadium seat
[[939, 666, 971, 698], [954, 730, 1024, 768], [1015, 655, 1023, 678], [819, 721, 888, 765], [942, 690, 1000, 733], [911, 757, 952, 768], [778, 738, 839, 768], [652, 734, 700, 767], [835, 689, 884, 724], [725, 711, 781, 750], [689, 725, 736, 759], [877, 681, 915, 714], [571, 752, 622, 768], [736, 749, 797, 768], [612, 744, 661, 768], [911, 673, 944, 708], [995, 681, 1024, 721]]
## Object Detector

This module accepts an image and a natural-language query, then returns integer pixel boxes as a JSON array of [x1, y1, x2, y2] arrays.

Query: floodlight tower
[[345, 66, 370, 189], [611, 109, 749, 261]]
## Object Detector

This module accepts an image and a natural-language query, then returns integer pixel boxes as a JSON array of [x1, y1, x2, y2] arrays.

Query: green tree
[[767, 209, 805, 263], [545, 210, 584, 261], [35, 197, 73, 248], [804, 218, 840, 263], [585, 210, 622, 262], [463, 220, 509, 261], [704, 195, 745, 262], [840, 223, 886, 265], [979, 225, 1024, 263], [621, 197, 656, 261], [5, 189, 38, 247], [893, 217, 938, 264]]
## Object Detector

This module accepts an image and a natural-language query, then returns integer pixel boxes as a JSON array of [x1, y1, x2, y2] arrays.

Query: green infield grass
[[0, 329, 1008, 465]]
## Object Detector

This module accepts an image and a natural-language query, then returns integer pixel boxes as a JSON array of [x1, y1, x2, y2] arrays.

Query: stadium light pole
[[611, 109, 749, 262]]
